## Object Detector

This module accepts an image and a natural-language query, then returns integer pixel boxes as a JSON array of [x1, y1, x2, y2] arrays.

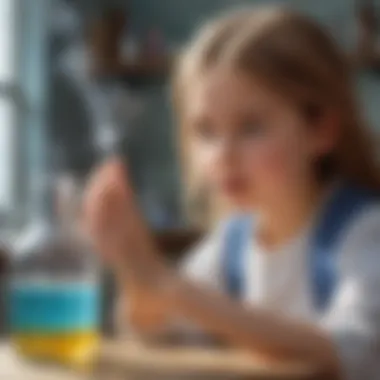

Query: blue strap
[[311, 184, 377, 310], [223, 184, 377, 310], [223, 215, 252, 298]]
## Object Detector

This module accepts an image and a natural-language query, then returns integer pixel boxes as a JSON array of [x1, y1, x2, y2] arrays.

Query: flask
[[9, 173, 101, 367]]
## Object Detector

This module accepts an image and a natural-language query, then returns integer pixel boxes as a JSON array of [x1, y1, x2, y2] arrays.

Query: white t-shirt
[[181, 204, 380, 380], [245, 231, 314, 320]]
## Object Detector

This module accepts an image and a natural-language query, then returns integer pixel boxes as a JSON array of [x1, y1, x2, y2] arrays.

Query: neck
[[255, 180, 328, 251]]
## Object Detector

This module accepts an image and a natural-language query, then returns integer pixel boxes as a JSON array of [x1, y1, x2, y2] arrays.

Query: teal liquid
[[9, 280, 101, 366]]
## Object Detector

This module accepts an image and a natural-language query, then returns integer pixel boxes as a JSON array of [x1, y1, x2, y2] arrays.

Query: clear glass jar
[[8, 173, 101, 368]]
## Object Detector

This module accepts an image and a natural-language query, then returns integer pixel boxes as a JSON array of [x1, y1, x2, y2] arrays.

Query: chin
[[222, 194, 255, 212]]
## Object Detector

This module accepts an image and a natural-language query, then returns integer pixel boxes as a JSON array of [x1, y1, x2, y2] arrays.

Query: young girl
[[84, 6, 380, 379]]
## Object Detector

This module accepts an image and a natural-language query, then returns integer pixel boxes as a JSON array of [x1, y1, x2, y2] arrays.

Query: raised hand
[[82, 158, 173, 332]]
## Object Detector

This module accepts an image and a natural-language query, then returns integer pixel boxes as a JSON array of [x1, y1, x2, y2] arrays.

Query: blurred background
[[0, 0, 378, 367], [0, 0, 379, 265]]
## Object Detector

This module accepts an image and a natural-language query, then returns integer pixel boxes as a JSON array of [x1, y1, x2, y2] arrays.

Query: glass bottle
[[8, 172, 101, 368]]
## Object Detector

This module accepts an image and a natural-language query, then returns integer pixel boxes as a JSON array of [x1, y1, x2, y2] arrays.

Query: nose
[[212, 136, 237, 171]]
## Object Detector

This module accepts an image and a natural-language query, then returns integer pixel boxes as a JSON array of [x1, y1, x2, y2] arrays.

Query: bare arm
[[115, 265, 222, 347], [113, 248, 340, 375], [111, 231, 339, 373], [84, 160, 341, 375], [165, 276, 340, 373]]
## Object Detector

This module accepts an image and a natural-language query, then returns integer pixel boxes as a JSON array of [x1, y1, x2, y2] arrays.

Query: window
[[0, 0, 26, 233], [0, 0, 19, 227]]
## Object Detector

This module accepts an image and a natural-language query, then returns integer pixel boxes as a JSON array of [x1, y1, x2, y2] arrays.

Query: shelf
[[92, 56, 172, 89]]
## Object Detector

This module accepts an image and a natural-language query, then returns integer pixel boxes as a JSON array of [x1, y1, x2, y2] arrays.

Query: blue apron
[[223, 183, 378, 312]]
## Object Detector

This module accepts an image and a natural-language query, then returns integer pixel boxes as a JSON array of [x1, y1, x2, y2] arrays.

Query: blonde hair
[[173, 7, 380, 226]]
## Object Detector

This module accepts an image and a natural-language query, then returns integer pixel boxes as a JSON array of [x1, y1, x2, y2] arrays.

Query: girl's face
[[186, 68, 335, 210]]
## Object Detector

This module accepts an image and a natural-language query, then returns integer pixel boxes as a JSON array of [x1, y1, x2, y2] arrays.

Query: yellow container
[[12, 331, 100, 368], [9, 281, 101, 369]]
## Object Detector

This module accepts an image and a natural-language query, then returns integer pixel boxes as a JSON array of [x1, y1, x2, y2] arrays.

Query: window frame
[[0, 0, 24, 230], [0, 0, 50, 232]]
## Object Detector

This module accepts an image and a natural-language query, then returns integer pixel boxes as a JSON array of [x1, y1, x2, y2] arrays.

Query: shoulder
[[179, 221, 228, 288], [338, 202, 380, 275], [180, 215, 253, 288], [323, 204, 380, 359], [323, 204, 380, 379]]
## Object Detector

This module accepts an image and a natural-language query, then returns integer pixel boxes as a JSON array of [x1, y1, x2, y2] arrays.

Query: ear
[[308, 108, 341, 158]]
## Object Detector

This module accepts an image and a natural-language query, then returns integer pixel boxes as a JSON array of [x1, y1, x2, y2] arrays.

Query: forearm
[[121, 318, 187, 346], [167, 278, 340, 373], [116, 286, 221, 347], [126, 320, 218, 347], [104, 213, 339, 372]]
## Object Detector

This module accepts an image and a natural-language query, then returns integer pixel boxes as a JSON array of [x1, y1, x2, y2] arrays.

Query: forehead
[[185, 68, 283, 120]]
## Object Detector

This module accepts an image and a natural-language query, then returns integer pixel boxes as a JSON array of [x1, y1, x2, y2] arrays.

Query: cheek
[[241, 134, 308, 185], [189, 141, 218, 180]]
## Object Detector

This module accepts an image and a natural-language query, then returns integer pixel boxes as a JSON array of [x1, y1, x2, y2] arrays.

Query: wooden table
[[0, 340, 320, 380], [0, 343, 88, 380]]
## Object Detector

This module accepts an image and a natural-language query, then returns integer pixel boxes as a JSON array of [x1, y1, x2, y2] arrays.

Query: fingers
[[83, 160, 130, 221], [81, 159, 130, 255], [86, 158, 132, 200], [81, 157, 161, 277]]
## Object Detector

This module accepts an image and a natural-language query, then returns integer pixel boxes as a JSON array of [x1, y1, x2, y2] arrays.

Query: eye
[[193, 120, 218, 142], [239, 120, 266, 137]]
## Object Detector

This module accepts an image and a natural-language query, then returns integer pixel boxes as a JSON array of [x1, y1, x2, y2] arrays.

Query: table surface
[[0, 340, 318, 380], [0, 344, 86, 380]]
